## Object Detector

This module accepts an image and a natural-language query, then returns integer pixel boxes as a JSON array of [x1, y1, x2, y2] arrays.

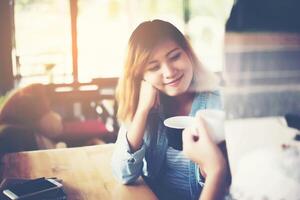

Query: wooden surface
[[0, 144, 158, 200]]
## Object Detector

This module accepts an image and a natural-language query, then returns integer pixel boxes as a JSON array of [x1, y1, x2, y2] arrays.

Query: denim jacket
[[111, 91, 222, 200]]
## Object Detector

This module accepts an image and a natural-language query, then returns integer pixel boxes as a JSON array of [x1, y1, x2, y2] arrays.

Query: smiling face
[[143, 40, 194, 96]]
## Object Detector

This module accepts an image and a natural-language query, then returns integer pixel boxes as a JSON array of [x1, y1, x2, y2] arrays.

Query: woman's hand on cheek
[[136, 80, 159, 114], [182, 117, 226, 177]]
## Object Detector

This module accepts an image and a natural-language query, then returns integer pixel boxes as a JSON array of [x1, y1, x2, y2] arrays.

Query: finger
[[194, 117, 211, 139], [183, 127, 198, 143], [190, 126, 199, 142], [182, 128, 192, 145], [182, 128, 190, 143], [182, 129, 193, 155], [192, 134, 199, 142]]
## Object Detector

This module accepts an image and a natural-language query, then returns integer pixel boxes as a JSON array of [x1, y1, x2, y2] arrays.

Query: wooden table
[[0, 144, 158, 200]]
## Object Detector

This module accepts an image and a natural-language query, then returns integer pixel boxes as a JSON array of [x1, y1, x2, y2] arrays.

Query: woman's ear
[[38, 111, 63, 138]]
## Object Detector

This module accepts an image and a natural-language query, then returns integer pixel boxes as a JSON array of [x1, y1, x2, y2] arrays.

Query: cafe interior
[[0, 0, 299, 199]]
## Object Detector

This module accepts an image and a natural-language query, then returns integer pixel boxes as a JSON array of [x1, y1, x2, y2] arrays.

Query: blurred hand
[[182, 116, 226, 177], [136, 80, 159, 113]]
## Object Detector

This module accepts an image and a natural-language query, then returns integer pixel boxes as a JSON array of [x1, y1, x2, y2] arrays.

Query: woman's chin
[[163, 85, 191, 96], [163, 89, 186, 97]]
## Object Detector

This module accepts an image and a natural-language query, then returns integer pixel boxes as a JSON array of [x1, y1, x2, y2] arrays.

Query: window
[[77, 0, 184, 82], [14, 0, 72, 85], [13, 0, 232, 85], [189, 0, 233, 72]]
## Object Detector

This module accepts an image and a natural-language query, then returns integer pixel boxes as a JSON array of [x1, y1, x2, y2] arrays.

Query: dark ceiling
[[226, 0, 300, 32]]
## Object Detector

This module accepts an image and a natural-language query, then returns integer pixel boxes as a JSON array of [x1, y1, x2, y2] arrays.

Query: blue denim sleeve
[[111, 125, 146, 184], [205, 90, 223, 110]]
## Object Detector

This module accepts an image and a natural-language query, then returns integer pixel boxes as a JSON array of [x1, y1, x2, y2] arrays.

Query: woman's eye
[[169, 52, 181, 61], [148, 65, 160, 72]]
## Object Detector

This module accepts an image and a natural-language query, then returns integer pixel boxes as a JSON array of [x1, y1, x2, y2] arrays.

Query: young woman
[[111, 19, 227, 200]]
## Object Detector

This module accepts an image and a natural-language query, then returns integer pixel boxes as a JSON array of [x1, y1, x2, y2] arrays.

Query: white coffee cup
[[163, 116, 195, 150], [164, 116, 196, 129], [164, 109, 225, 144], [196, 109, 225, 144]]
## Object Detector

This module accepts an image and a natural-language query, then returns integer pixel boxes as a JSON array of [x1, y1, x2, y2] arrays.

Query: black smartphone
[[2, 178, 62, 200]]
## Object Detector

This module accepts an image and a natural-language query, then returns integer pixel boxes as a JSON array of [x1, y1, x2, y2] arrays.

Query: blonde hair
[[116, 20, 218, 124]]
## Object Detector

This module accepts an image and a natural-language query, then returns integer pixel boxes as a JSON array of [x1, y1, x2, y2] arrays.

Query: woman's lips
[[165, 74, 183, 87]]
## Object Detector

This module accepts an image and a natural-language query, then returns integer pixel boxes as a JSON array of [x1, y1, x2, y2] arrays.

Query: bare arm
[[127, 109, 149, 151], [126, 80, 158, 152], [111, 81, 158, 184]]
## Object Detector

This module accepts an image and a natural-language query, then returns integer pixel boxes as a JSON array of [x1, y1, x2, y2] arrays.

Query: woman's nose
[[162, 63, 177, 79]]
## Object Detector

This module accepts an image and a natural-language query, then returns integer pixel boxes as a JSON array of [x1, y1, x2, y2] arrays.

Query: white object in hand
[[196, 109, 225, 144], [163, 109, 225, 144], [163, 116, 196, 129]]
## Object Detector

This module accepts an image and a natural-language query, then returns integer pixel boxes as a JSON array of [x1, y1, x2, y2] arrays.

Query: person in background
[[0, 83, 63, 149], [111, 19, 229, 200]]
